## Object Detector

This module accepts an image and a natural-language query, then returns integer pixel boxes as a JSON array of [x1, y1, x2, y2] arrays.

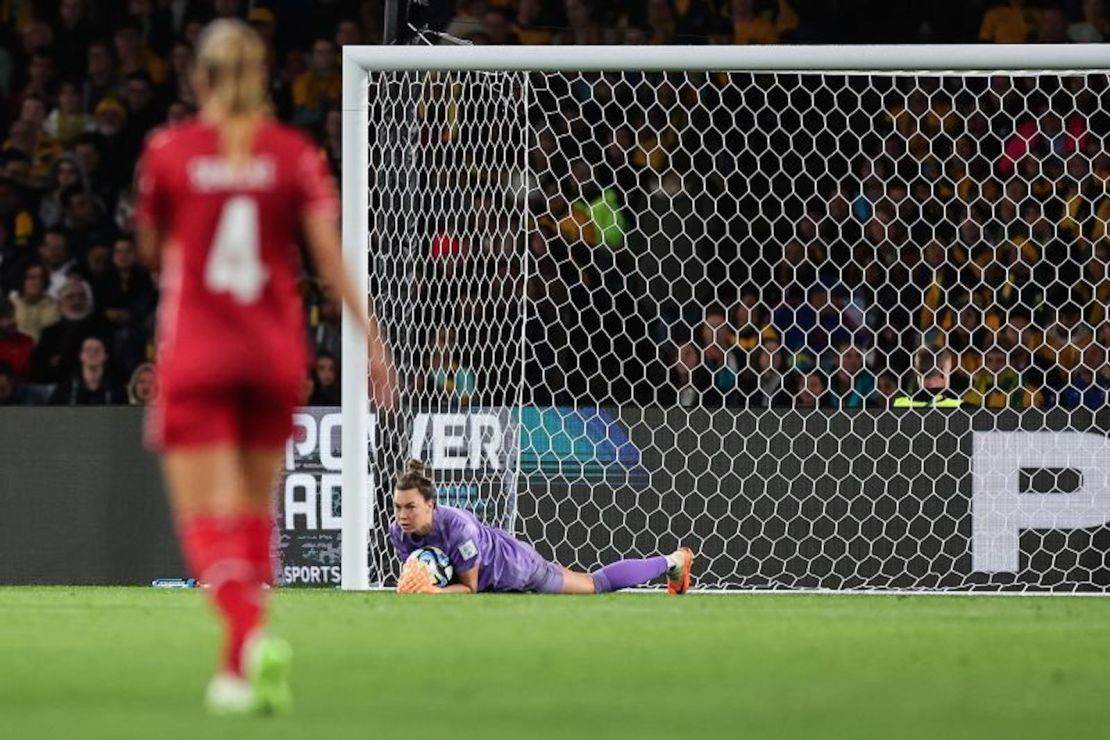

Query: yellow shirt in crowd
[[979, 4, 1039, 43]]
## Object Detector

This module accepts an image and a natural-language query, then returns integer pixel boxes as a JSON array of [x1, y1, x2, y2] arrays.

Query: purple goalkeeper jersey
[[389, 505, 545, 592]]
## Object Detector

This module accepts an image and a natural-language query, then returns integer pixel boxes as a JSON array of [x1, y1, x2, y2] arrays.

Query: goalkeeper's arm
[[397, 561, 478, 594], [435, 567, 477, 594]]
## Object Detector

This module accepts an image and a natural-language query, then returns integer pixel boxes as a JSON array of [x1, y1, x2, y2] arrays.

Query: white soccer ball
[[408, 547, 454, 587]]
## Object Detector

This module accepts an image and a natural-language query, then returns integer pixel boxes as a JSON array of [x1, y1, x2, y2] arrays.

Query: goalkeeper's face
[[394, 488, 435, 536]]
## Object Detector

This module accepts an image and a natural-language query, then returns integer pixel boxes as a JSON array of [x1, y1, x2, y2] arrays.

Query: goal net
[[346, 46, 1110, 592]]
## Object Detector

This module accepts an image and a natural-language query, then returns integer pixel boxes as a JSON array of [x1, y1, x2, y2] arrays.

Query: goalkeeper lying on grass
[[391, 459, 693, 595]]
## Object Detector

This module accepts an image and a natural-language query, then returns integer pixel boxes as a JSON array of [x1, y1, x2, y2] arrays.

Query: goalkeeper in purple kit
[[390, 460, 693, 595]]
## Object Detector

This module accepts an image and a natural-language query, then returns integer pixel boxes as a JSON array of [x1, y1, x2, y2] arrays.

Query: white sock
[[664, 552, 682, 573]]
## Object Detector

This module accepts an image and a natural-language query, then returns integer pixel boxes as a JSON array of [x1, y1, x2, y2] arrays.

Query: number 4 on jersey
[[205, 196, 268, 304]]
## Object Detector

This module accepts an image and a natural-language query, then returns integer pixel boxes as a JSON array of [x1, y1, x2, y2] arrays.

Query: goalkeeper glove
[[396, 559, 437, 594]]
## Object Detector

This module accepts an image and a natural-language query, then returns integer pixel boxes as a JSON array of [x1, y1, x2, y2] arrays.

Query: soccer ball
[[408, 547, 453, 587]]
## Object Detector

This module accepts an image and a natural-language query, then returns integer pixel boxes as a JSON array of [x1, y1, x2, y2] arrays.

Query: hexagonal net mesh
[[366, 67, 1110, 591]]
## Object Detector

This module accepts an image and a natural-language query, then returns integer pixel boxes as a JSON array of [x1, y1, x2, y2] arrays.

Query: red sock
[[241, 513, 275, 586], [178, 515, 267, 677]]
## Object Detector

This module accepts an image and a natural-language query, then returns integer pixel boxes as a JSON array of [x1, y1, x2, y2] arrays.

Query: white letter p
[[972, 431, 1110, 573]]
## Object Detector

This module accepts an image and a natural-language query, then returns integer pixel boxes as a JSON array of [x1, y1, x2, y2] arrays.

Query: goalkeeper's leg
[[553, 548, 694, 594]]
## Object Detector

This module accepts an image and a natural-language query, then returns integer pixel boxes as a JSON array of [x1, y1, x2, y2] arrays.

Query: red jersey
[[135, 119, 338, 448]]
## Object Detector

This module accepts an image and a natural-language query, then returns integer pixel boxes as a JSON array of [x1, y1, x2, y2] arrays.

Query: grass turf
[[1, 588, 1109, 739]]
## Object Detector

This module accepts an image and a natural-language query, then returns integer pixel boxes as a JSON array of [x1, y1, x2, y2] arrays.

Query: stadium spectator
[[623, 25, 650, 45], [443, 0, 488, 41], [894, 349, 964, 408], [309, 350, 340, 406], [0, 177, 38, 292], [729, 290, 772, 351], [775, 284, 837, 359], [309, 289, 342, 361], [737, 336, 790, 408], [11, 45, 56, 122], [114, 20, 168, 85], [0, 149, 33, 189], [127, 0, 177, 55], [1051, 342, 1107, 410], [671, 341, 701, 407], [321, 106, 342, 177], [37, 228, 76, 298], [1068, 0, 1109, 42], [101, 236, 153, 330], [165, 99, 194, 125], [49, 334, 124, 405], [50, 0, 95, 82], [874, 372, 900, 406], [0, 359, 36, 405], [0, 294, 34, 379], [556, 0, 614, 45], [4, 115, 59, 189], [31, 273, 105, 384], [513, 0, 553, 45], [9, 263, 60, 342], [795, 371, 826, 409], [979, 0, 1038, 43], [167, 39, 197, 108], [673, 0, 724, 42], [426, 326, 476, 405], [646, 0, 676, 44], [101, 235, 154, 375], [827, 343, 874, 410], [999, 103, 1088, 177], [964, 346, 1039, 408], [81, 241, 113, 308], [568, 159, 625, 250], [211, 0, 245, 19], [482, 8, 519, 45], [334, 18, 363, 48], [1036, 7, 1069, 43], [291, 38, 340, 128], [693, 308, 742, 407], [60, 186, 112, 258], [113, 186, 137, 235], [43, 80, 94, 146], [72, 132, 118, 211], [120, 72, 162, 148], [38, 153, 86, 228], [732, 0, 778, 44], [1092, 342, 1110, 402], [81, 41, 119, 115], [91, 97, 129, 176], [127, 361, 157, 406]]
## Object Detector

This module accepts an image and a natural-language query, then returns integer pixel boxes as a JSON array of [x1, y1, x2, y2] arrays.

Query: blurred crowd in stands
[[0, 0, 1107, 410], [520, 66, 1110, 411]]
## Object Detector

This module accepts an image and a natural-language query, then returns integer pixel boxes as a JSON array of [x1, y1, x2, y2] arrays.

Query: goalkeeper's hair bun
[[396, 459, 435, 502]]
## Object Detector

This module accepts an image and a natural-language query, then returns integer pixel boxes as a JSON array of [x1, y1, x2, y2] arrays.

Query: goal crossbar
[[341, 44, 1110, 75]]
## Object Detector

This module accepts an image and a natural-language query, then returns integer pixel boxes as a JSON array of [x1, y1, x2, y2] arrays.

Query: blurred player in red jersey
[[134, 19, 393, 715]]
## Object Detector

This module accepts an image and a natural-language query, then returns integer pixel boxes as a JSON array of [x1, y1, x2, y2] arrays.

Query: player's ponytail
[[193, 19, 270, 164], [396, 459, 436, 502]]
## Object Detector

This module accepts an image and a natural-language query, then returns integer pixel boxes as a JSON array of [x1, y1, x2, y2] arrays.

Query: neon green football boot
[[245, 634, 293, 715]]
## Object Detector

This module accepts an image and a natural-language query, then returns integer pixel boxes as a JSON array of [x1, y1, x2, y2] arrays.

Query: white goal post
[[340, 44, 1110, 592]]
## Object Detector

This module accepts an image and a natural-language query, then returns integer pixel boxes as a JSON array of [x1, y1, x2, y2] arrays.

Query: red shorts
[[146, 378, 300, 451]]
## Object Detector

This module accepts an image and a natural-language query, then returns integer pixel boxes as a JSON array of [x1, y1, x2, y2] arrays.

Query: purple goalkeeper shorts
[[524, 560, 564, 594]]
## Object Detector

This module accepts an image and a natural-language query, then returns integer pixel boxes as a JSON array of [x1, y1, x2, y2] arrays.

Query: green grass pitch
[[3, 588, 1109, 739]]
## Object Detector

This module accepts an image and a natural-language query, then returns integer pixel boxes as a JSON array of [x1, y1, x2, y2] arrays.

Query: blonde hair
[[127, 362, 158, 405], [193, 19, 270, 163]]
